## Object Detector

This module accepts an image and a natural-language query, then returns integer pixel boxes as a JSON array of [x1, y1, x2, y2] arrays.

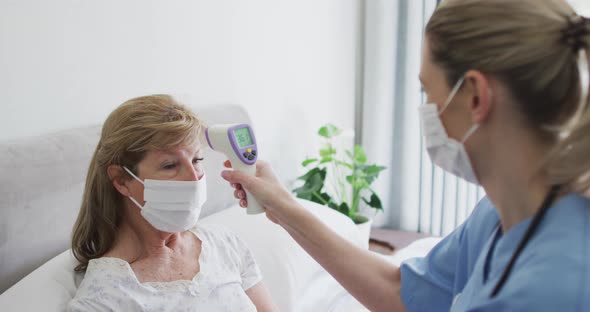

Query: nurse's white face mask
[[418, 76, 480, 184], [123, 166, 207, 233]]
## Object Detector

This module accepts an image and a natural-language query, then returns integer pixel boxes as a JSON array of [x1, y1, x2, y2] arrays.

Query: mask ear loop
[[461, 82, 492, 143], [439, 75, 480, 143], [461, 124, 480, 144], [439, 76, 466, 114], [123, 166, 144, 185], [122, 166, 145, 209]]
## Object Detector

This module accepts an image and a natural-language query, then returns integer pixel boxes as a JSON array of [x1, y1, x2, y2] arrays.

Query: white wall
[[0, 0, 358, 184], [569, 0, 590, 16]]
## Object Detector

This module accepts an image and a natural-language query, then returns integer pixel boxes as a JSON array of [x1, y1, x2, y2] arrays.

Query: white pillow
[[0, 249, 83, 311], [0, 198, 362, 312]]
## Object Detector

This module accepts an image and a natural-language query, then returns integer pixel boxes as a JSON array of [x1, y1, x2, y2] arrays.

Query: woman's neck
[[483, 172, 550, 232], [106, 218, 183, 262], [476, 128, 553, 232]]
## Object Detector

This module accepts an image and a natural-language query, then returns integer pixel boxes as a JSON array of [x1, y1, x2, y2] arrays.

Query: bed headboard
[[0, 103, 252, 293]]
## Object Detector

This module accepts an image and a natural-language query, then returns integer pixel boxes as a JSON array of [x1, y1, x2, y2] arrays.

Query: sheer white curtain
[[360, 0, 484, 235]]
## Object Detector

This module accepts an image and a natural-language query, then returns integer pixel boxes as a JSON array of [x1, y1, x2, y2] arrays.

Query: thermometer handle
[[231, 160, 265, 214], [244, 189, 264, 214]]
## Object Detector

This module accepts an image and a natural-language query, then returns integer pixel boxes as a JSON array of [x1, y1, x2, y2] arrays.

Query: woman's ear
[[465, 70, 493, 124], [107, 165, 132, 197]]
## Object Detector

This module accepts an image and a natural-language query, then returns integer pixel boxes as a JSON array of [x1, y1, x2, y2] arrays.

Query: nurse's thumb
[[221, 170, 256, 190]]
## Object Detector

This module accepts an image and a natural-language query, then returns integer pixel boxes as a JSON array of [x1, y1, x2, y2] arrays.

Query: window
[[361, 0, 484, 236]]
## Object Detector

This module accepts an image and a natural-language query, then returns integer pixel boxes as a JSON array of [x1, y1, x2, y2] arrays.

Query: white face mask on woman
[[123, 166, 207, 232], [418, 76, 480, 184]]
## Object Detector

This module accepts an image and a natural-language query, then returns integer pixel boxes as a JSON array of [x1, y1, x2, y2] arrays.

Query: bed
[[0, 103, 440, 311]]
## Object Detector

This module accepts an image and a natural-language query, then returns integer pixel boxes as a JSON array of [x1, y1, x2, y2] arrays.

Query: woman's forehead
[[146, 143, 203, 159]]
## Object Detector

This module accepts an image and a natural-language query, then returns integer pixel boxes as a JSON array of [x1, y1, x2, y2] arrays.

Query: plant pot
[[355, 218, 373, 249]]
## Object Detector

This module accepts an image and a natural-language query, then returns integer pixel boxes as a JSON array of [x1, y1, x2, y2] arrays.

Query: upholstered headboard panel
[[0, 103, 252, 293]]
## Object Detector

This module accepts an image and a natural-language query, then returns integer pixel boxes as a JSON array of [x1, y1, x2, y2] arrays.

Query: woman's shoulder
[[75, 257, 136, 293], [70, 258, 137, 309], [83, 257, 132, 278], [512, 194, 590, 306], [469, 196, 499, 225], [552, 193, 590, 218], [522, 193, 590, 266], [540, 193, 590, 240], [459, 196, 500, 246]]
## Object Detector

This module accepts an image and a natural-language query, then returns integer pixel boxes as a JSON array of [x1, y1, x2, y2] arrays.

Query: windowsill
[[369, 228, 432, 255]]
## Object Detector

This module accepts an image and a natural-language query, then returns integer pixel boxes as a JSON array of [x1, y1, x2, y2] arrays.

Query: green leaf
[[328, 200, 339, 210], [318, 124, 342, 138], [319, 145, 337, 158], [297, 167, 326, 181], [294, 168, 326, 196], [345, 150, 354, 160], [320, 156, 333, 164], [346, 175, 353, 184], [301, 158, 318, 167], [293, 172, 324, 196], [353, 179, 369, 190], [336, 160, 354, 170], [365, 165, 386, 175], [364, 175, 377, 185], [362, 193, 384, 211], [294, 192, 312, 200], [310, 191, 333, 206], [353, 168, 365, 177], [352, 214, 369, 224], [353, 165, 385, 185], [353, 145, 367, 164], [337, 202, 350, 216], [346, 174, 369, 191]]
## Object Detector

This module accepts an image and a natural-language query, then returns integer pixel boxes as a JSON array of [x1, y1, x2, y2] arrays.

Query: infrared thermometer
[[204, 124, 264, 214]]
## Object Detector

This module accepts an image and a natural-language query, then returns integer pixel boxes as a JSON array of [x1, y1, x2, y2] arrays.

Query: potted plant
[[293, 124, 386, 247]]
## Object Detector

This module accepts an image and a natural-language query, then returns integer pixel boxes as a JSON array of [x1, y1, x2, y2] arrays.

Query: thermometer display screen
[[234, 127, 254, 148]]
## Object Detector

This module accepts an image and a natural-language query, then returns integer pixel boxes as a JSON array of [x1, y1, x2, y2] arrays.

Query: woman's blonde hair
[[426, 0, 590, 192], [71, 95, 204, 272]]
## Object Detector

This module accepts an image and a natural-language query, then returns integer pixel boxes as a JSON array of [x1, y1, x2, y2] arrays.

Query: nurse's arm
[[281, 201, 407, 312]]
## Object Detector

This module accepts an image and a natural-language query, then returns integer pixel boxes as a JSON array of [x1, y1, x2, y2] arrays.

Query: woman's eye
[[193, 157, 204, 164], [163, 163, 177, 170]]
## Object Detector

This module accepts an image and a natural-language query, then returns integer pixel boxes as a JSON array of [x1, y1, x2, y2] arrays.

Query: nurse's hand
[[221, 160, 298, 225]]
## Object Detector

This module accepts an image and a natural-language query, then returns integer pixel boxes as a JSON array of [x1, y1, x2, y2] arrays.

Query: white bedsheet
[[326, 237, 443, 312]]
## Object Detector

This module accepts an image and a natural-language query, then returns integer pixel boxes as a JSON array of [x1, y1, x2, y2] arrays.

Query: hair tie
[[562, 15, 589, 52]]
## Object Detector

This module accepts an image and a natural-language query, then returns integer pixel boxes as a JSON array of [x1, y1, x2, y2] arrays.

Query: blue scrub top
[[400, 194, 590, 311]]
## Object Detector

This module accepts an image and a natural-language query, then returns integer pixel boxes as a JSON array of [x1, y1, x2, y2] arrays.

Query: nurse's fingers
[[234, 189, 245, 199], [225, 160, 244, 191]]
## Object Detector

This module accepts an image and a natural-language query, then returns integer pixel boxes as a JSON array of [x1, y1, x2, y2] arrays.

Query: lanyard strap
[[490, 185, 561, 298]]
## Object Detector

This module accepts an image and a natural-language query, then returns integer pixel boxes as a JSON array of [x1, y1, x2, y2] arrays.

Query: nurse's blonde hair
[[427, 0, 590, 192], [71, 95, 204, 272]]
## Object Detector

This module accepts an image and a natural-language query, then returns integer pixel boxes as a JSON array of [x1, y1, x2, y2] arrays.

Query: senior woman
[[67, 95, 276, 311]]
